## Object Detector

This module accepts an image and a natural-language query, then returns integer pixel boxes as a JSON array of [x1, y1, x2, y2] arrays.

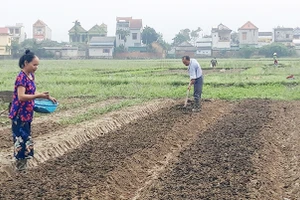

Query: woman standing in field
[[273, 52, 278, 66], [9, 49, 56, 171]]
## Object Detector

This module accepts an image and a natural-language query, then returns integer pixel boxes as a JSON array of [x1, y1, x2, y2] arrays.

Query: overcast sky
[[1, 0, 299, 43]]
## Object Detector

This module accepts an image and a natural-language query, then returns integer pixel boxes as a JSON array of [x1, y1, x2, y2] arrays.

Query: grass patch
[[1, 58, 300, 125], [59, 99, 144, 125]]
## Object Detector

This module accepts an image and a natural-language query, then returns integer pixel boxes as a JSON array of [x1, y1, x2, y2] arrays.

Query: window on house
[[103, 49, 110, 53], [286, 34, 289, 38], [36, 28, 43, 35], [9, 29, 14, 34], [15, 29, 20, 34], [82, 35, 87, 42], [72, 35, 77, 42], [132, 33, 137, 40], [242, 32, 247, 40]]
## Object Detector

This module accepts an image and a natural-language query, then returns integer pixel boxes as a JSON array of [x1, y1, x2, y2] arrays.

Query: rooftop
[[0, 27, 9, 34], [116, 17, 143, 29], [239, 21, 258, 30]]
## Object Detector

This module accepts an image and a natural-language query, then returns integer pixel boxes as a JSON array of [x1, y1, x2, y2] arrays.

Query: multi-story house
[[68, 20, 87, 43], [5, 23, 26, 43], [273, 27, 294, 46], [196, 38, 212, 57], [115, 17, 142, 49], [0, 27, 11, 56], [88, 23, 107, 42], [238, 21, 259, 47], [69, 21, 108, 43], [294, 27, 300, 40], [33, 20, 52, 41], [258, 32, 273, 47], [89, 36, 115, 59], [211, 23, 232, 50], [293, 27, 300, 55]]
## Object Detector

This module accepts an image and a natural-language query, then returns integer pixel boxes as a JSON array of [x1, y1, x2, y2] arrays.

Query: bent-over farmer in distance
[[182, 56, 203, 112]]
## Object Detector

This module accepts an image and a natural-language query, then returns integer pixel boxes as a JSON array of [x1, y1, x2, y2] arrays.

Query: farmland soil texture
[[0, 99, 299, 200]]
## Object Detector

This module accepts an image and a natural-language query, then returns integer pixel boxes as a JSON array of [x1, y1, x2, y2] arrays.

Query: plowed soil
[[0, 99, 299, 200]]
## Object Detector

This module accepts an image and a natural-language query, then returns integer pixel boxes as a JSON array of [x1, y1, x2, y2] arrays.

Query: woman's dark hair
[[18, 49, 36, 68]]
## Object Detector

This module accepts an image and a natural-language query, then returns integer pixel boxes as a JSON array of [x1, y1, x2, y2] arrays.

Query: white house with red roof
[[33, 19, 52, 41], [238, 21, 259, 47], [115, 17, 142, 49], [0, 27, 11, 56]]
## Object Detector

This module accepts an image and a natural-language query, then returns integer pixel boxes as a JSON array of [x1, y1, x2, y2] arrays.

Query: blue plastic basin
[[34, 99, 58, 113]]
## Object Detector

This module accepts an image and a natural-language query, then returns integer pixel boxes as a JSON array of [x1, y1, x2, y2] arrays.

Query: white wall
[[19, 26, 26, 42], [196, 49, 211, 56], [7, 26, 26, 43], [196, 42, 212, 47], [273, 29, 293, 42], [127, 29, 141, 47], [212, 32, 218, 48], [212, 32, 231, 49], [45, 26, 52, 40], [239, 29, 258, 45], [61, 49, 78, 58], [89, 47, 113, 57], [116, 28, 141, 48]]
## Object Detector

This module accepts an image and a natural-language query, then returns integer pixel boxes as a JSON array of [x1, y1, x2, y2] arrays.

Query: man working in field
[[210, 57, 218, 68], [182, 56, 203, 112]]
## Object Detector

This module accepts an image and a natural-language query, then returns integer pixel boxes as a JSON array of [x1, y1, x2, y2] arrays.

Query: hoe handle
[[184, 89, 190, 107]]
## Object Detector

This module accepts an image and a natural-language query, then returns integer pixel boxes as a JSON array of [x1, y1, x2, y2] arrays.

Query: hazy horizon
[[1, 0, 299, 43]]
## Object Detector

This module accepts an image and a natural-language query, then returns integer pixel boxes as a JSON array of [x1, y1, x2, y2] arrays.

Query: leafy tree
[[172, 33, 188, 46], [114, 44, 126, 53], [17, 39, 68, 58], [239, 46, 257, 58], [21, 39, 39, 53], [190, 27, 202, 45], [231, 32, 239, 45], [173, 28, 202, 46], [156, 33, 171, 50], [259, 43, 295, 57], [10, 39, 21, 58], [116, 29, 130, 45], [180, 29, 191, 41], [142, 26, 159, 45]]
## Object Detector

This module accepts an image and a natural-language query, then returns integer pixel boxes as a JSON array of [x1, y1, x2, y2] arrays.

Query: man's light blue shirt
[[188, 59, 202, 80]]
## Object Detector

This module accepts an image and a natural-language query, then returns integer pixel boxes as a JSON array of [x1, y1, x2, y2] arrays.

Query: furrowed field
[[0, 58, 299, 199]]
